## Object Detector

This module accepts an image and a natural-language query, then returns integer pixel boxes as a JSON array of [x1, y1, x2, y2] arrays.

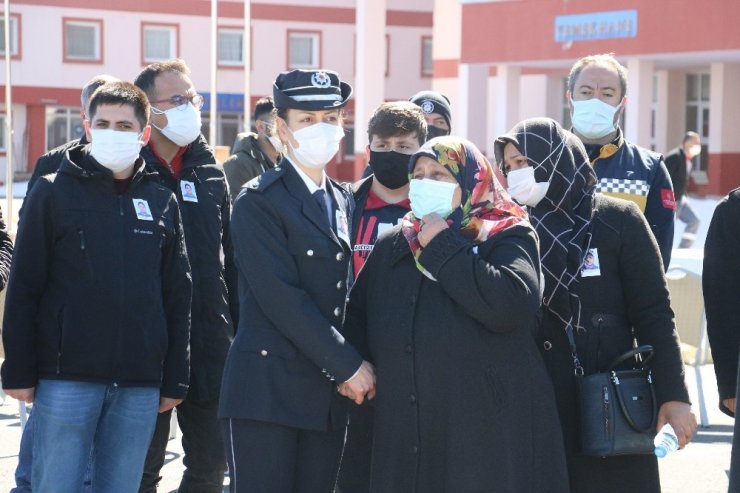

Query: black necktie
[[313, 189, 332, 227]]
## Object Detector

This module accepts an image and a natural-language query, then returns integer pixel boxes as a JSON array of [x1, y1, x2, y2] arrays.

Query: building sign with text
[[555, 10, 638, 43]]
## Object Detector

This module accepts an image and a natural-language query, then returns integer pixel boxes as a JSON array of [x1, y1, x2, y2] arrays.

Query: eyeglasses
[[152, 93, 204, 110]]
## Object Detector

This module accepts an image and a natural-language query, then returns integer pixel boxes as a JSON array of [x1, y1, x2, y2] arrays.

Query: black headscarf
[[494, 117, 597, 332]]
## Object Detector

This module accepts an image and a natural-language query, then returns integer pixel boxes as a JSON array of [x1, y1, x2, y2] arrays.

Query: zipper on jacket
[[78, 229, 86, 250], [119, 195, 124, 216]]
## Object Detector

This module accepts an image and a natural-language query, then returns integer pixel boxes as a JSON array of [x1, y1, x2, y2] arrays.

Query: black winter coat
[[344, 223, 569, 493], [141, 136, 237, 401], [1, 145, 192, 398], [664, 147, 690, 203], [538, 195, 689, 493], [219, 160, 363, 432]]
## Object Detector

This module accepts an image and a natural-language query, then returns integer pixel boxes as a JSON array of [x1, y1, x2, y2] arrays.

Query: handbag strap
[[607, 345, 655, 370], [565, 325, 584, 376], [611, 370, 657, 433]]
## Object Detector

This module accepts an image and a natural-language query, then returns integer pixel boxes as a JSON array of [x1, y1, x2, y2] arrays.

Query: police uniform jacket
[[584, 130, 675, 270], [219, 158, 363, 432]]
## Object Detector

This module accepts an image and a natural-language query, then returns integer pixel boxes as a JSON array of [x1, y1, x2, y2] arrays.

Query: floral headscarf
[[401, 136, 528, 275], [494, 118, 597, 333]]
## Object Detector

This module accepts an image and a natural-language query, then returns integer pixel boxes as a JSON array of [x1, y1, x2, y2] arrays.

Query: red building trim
[[433, 59, 458, 79], [387, 10, 433, 27], [706, 153, 740, 196], [26, 104, 47, 172], [140, 22, 180, 67], [460, 0, 740, 65], [62, 17, 104, 65], [286, 29, 322, 70], [0, 86, 81, 105], [15, 1, 432, 27]]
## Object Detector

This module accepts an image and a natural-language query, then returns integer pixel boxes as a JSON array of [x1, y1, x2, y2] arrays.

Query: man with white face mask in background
[[664, 131, 702, 248], [134, 58, 237, 493], [219, 69, 375, 492], [1, 81, 192, 492], [567, 53, 675, 269], [223, 96, 283, 203]]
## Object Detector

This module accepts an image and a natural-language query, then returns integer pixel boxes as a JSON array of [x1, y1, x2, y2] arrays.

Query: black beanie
[[409, 90, 452, 129]]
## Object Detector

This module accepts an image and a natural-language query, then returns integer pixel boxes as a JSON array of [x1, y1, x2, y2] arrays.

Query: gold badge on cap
[[311, 71, 331, 88]]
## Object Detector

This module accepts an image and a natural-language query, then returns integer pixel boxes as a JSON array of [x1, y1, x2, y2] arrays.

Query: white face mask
[[89, 129, 144, 173], [506, 167, 550, 207], [289, 122, 344, 169], [571, 98, 620, 139], [151, 102, 202, 146], [408, 178, 459, 218], [688, 144, 701, 159]]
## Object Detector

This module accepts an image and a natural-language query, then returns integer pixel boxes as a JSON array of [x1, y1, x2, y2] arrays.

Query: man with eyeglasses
[[223, 96, 282, 203], [134, 58, 237, 493]]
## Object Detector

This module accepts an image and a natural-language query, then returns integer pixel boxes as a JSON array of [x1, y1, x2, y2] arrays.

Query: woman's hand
[[418, 213, 449, 248], [657, 401, 698, 448]]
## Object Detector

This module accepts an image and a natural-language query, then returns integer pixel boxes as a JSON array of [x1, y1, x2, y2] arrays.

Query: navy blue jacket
[[1, 145, 192, 398]]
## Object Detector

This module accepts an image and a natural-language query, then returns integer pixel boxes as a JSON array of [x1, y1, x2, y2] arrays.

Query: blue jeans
[[11, 409, 33, 493], [32, 379, 159, 493]]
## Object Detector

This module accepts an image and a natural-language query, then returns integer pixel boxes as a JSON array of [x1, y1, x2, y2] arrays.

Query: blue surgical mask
[[408, 178, 458, 218]]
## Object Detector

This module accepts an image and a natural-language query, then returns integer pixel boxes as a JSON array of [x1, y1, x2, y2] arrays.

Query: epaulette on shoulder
[[245, 165, 285, 192], [727, 187, 740, 202]]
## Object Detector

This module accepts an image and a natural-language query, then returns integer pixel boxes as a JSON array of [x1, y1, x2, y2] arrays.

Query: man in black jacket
[[665, 131, 702, 248], [135, 58, 237, 493], [1, 81, 192, 492], [703, 187, 740, 490]]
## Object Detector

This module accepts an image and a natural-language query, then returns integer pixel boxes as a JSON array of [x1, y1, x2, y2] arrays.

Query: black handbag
[[565, 328, 658, 456]]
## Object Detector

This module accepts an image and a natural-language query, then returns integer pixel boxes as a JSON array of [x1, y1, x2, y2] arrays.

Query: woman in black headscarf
[[494, 118, 697, 492], [343, 136, 569, 492]]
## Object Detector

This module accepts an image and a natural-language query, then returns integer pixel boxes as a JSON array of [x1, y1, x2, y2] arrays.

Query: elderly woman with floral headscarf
[[494, 118, 697, 493], [343, 136, 569, 493]]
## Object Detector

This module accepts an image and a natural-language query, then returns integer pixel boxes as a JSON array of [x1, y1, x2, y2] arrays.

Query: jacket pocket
[[238, 327, 297, 360]]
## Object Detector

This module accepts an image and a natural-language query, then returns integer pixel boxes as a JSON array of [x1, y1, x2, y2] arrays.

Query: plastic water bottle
[[654, 423, 679, 458]]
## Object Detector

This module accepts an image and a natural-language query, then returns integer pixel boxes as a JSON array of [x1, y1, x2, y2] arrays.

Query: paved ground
[[0, 364, 732, 492]]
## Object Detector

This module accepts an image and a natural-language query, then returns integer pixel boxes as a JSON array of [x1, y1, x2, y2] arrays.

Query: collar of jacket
[[60, 144, 150, 187], [141, 134, 216, 173], [590, 128, 625, 166]]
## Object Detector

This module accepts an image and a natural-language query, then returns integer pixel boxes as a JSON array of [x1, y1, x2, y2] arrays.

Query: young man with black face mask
[[337, 101, 427, 493]]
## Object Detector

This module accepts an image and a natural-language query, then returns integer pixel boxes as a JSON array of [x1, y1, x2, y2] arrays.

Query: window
[[201, 113, 246, 148], [64, 19, 102, 62], [218, 28, 243, 66], [685, 73, 710, 171], [421, 36, 433, 77], [561, 77, 572, 129], [46, 107, 84, 151], [0, 14, 20, 58], [288, 31, 320, 69], [143, 24, 177, 63]]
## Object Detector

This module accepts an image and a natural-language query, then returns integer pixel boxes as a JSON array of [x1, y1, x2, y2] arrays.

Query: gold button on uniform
[[334, 307, 341, 317], [260, 350, 268, 357], [336, 280, 343, 290], [307, 250, 314, 256], [335, 252, 344, 261]]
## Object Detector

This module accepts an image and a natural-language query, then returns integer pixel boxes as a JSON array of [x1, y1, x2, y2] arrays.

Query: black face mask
[[369, 150, 411, 190], [426, 125, 449, 140]]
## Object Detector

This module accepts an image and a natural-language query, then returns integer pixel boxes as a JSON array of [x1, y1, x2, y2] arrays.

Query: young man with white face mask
[[134, 58, 237, 493], [1, 81, 192, 492], [223, 96, 283, 203], [219, 69, 375, 492], [567, 53, 676, 269]]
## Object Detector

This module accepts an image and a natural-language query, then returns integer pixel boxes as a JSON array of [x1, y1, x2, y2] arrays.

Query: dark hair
[[568, 53, 628, 99], [88, 81, 150, 129], [254, 96, 275, 121], [81, 75, 119, 114], [682, 131, 700, 145], [134, 58, 191, 99], [367, 101, 427, 146]]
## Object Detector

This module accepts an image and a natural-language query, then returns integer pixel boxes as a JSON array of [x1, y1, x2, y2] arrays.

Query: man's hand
[[656, 401, 698, 448], [723, 398, 736, 414], [5, 387, 34, 404], [159, 397, 183, 413], [338, 361, 376, 405], [418, 213, 449, 248]]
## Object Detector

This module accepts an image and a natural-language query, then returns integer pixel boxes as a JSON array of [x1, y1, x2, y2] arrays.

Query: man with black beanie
[[409, 90, 452, 139]]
